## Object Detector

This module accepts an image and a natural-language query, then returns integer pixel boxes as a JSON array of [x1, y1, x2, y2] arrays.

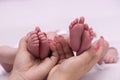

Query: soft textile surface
[[0, 0, 120, 80]]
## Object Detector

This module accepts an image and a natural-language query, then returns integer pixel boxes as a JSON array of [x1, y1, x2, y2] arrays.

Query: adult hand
[[47, 36, 107, 80], [8, 35, 59, 80]]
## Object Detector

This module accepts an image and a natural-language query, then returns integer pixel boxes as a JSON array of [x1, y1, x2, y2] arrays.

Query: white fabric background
[[0, 0, 120, 80]]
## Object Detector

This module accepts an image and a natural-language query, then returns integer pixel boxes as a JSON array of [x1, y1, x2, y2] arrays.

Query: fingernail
[[94, 43, 100, 51], [100, 36, 104, 40]]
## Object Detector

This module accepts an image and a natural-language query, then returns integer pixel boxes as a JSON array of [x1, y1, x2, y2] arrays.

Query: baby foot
[[27, 30, 40, 58], [69, 18, 84, 52], [103, 47, 118, 63], [38, 31, 50, 59], [27, 27, 50, 59], [77, 24, 95, 55]]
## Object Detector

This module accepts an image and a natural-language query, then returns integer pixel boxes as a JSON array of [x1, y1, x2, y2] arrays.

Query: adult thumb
[[18, 36, 28, 51]]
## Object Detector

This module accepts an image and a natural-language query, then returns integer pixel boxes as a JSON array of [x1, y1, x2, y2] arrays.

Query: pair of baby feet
[[27, 27, 50, 59], [69, 17, 118, 64], [69, 17, 95, 55]]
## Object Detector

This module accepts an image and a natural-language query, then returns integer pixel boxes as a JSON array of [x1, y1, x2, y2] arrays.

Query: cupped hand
[[47, 36, 107, 80], [8, 35, 59, 80]]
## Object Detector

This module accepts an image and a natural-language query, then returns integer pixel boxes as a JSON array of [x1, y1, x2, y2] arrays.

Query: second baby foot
[[38, 31, 50, 59], [77, 24, 95, 55]]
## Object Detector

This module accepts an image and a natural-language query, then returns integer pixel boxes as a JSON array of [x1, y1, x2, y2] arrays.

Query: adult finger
[[17, 35, 35, 60], [58, 35, 73, 58], [18, 36, 28, 51], [49, 40, 59, 63], [73, 37, 105, 72], [54, 36, 65, 61], [86, 37, 107, 71]]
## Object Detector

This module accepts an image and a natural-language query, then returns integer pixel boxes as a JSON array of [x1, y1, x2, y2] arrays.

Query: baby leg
[[0, 46, 17, 72], [0, 46, 17, 64]]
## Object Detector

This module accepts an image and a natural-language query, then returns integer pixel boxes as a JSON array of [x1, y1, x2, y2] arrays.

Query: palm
[[48, 46, 103, 80], [47, 36, 105, 80], [12, 37, 59, 80]]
